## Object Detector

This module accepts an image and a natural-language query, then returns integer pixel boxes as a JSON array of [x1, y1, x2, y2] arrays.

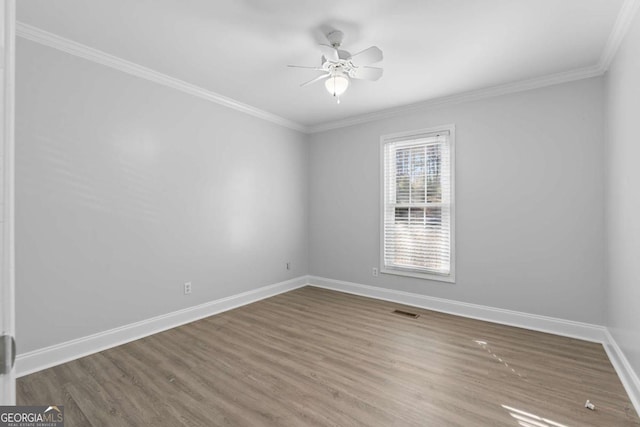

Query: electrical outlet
[[286, 262, 291, 271], [372, 267, 379, 277], [184, 282, 192, 295]]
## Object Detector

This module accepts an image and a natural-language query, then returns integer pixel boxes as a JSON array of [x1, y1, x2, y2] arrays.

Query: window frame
[[379, 124, 456, 283]]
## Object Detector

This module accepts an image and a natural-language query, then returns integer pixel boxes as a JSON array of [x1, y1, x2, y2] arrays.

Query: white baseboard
[[603, 329, 640, 416], [16, 276, 308, 377], [306, 276, 608, 343], [16, 273, 639, 417], [307, 276, 640, 416]]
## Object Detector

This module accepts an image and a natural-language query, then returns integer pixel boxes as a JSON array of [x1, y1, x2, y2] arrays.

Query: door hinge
[[0, 334, 16, 375]]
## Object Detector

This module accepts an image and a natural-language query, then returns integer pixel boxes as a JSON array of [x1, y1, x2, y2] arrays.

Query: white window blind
[[381, 126, 455, 281]]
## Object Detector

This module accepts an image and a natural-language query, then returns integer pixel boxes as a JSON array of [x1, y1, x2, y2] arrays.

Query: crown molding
[[306, 0, 638, 134], [307, 65, 603, 133], [15, 22, 308, 133], [598, 0, 640, 72], [17, 0, 637, 137]]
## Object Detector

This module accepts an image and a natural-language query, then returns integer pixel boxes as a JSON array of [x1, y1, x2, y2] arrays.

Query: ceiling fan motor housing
[[326, 30, 344, 48]]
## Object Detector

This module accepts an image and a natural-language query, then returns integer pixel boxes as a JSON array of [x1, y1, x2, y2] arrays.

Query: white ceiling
[[18, 0, 625, 129]]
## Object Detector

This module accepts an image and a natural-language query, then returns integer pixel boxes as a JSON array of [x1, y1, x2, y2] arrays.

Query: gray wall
[[16, 33, 613, 357], [605, 10, 640, 381], [309, 78, 605, 324], [16, 39, 309, 354]]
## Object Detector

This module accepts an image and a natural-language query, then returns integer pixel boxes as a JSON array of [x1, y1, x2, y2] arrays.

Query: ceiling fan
[[288, 30, 383, 103]]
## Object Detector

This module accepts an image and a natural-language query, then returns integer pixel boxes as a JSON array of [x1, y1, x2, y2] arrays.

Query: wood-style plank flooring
[[17, 287, 640, 426]]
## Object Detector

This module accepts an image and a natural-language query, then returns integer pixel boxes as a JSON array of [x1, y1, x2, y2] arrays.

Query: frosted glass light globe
[[325, 74, 350, 96]]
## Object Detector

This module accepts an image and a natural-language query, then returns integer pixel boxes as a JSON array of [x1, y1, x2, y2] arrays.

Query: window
[[380, 125, 455, 282]]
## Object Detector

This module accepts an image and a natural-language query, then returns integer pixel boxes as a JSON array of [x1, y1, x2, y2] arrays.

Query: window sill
[[381, 268, 455, 283]]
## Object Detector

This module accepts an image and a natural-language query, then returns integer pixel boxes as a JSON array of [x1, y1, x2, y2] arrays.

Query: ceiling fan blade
[[351, 66, 383, 81], [351, 46, 383, 65], [300, 73, 330, 87], [287, 65, 325, 71], [318, 44, 339, 62]]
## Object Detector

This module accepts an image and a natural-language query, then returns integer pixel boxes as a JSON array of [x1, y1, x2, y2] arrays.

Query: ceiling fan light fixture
[[325, 73, 350, 100], [289, 29, 383, 104]]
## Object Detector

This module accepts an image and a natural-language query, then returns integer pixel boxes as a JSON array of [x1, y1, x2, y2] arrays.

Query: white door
[[0, 0, 15, 405]]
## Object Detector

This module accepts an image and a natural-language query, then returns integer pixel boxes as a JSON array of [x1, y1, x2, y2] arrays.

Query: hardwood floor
[[17, 286, 640, 426]]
